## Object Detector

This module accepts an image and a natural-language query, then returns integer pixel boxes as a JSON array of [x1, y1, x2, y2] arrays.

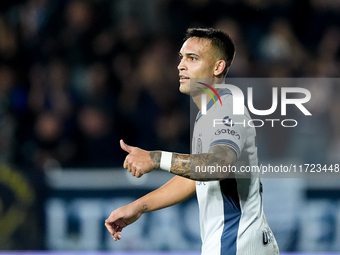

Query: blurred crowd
[[0, 0, 340, 249], [0, 0, 339, 172]]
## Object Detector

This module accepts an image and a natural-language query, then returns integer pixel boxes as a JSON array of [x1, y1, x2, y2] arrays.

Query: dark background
[[0, 0, 339, 251]]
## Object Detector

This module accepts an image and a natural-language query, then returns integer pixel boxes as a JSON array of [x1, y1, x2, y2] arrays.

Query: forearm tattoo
[[150, 151, 161, 169], [170, 145, 237, 181]]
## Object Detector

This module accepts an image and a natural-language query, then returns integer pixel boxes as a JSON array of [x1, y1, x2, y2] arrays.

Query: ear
[[213, 60, 227, 76]]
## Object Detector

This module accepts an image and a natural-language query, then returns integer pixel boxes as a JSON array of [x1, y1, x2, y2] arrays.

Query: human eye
[[189, 55, 198, 61]]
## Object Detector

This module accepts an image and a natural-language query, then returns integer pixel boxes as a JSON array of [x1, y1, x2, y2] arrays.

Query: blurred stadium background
[[0, 0, 340, 253]]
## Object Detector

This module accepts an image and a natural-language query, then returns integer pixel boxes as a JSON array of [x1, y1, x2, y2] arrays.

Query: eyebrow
[[178, 52, 200, 57]]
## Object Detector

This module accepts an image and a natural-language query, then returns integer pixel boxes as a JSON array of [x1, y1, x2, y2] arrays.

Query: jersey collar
[[195, 88, 232, 122]]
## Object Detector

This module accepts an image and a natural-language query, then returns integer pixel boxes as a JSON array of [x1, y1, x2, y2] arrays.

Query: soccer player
[[105, 28, 279, 255]]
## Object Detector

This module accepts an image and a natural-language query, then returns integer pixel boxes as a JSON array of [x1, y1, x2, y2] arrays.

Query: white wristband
[[160, 151, 172, 172]]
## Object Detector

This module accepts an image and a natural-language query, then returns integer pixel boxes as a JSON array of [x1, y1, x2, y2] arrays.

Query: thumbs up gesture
[[120, 139, 157, 178]]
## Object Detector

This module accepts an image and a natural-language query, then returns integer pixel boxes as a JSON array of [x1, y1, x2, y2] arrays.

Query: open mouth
[[179, 75, 190, 82]]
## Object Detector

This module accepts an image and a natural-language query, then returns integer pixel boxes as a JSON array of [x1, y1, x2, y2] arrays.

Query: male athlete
[[105, 28, 279, 255]]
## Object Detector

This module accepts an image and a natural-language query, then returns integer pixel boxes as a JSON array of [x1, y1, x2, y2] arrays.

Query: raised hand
[[120, 139, 156, 178]]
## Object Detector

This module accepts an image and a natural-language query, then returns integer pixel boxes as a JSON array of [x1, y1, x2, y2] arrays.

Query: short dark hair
[[184, 28, 235, 75]]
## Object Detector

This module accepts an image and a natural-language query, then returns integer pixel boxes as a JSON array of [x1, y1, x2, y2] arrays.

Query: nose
[[177, 59, 187, 71]]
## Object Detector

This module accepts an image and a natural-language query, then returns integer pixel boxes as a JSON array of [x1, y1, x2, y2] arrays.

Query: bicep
[[172, 175, 196, 196], [157, 176, 196, 204], [208, 144, 237, 166]]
